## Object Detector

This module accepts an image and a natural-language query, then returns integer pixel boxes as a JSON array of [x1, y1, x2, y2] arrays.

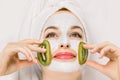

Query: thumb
[[86, 60, 106, 74], [18, 60, 36, 70]]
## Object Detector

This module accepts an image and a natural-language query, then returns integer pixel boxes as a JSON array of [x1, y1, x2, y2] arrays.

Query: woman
[[0, 1, 120, 80]]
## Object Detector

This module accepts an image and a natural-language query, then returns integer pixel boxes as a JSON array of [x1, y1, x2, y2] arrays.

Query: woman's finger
[[23, 47, 37, 63], [91, 41, 111, 53], [99, 45, 113, 59], [17, 47, 32, 61], [83, 43, 95, 50], [20, 39, 43, 45], [100, 45, 120, 60], [27, 45, 46, 53]]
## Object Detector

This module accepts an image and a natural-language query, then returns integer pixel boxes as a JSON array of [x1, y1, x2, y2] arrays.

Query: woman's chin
[[44, 59, 82, 73]]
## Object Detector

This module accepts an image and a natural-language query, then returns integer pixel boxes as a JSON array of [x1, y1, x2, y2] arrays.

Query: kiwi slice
[[37, 40, 52, 66], [78, 42, 88, 65]]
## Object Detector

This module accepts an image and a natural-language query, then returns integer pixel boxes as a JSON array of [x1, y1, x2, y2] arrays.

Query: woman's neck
[[42, 68, 81, 80]]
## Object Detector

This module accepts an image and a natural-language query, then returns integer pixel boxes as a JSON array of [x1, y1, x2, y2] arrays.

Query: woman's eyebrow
[[71, 26, 83, 32], [44, 26, 58, 32]]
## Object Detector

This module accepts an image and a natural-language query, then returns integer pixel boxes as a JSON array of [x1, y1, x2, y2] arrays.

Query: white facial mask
[[41, 11, 86, 72]]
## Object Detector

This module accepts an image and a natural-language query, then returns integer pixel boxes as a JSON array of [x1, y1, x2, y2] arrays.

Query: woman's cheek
[[48, 39, 60, 54], [69, 40, 80, 53]]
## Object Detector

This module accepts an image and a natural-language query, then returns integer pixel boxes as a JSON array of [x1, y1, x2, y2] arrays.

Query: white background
[[0, 0, 120, 80], [0, 0, 29, 40]]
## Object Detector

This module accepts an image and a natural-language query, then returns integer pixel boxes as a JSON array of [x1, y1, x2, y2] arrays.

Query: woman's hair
[[58, 8, 71, 12]]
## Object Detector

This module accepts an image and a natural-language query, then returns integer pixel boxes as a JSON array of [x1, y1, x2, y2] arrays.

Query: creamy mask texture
[[41, 11, 86, 72]]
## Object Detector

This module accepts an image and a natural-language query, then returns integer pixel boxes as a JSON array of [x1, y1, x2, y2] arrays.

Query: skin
[[0, 39, 46, 75], [42, 68, 81, 80], [84, 41, 120, 80]]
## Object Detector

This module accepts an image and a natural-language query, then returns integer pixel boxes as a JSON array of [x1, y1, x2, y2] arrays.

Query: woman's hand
[[84, 41, 120, 80], [0, 39, 46, 75]]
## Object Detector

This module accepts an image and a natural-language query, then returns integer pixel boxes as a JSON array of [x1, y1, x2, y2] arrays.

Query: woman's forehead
[[44, 10, 84, 31]]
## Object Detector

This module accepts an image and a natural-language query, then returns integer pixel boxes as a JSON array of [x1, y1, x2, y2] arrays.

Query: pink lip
[[54, 52, 76, 60]]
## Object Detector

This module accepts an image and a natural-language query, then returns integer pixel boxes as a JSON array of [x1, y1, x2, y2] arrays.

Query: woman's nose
[[59, 35, 70, 49], [60, 43, 70, 49]]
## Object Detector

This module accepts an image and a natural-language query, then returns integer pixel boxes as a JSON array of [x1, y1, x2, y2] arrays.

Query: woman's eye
[[70, 32, 82, 38], [45, 32, 57, 38]]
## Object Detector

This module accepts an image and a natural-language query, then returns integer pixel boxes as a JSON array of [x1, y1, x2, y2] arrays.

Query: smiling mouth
[[53, 52, 76, 61]]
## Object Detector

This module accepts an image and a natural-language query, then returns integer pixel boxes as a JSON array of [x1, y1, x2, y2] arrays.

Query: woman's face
[[41, 11, 85, 72]]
